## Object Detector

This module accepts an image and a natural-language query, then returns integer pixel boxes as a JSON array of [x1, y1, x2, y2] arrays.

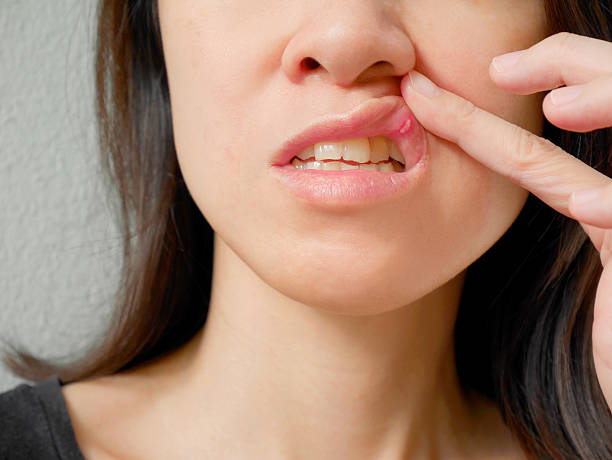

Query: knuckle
[[552, 31, 576, 58], [536, 32, 575, 63], [506, 127, 559, 181], [553, 31, 574, 43], [454, 99, 478, 126]]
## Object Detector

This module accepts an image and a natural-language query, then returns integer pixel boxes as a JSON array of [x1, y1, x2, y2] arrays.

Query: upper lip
[[270, 95, 421, 167]]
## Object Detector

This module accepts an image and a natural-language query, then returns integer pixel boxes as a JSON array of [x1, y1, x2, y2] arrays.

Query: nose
[[281, 3, 415, 87]]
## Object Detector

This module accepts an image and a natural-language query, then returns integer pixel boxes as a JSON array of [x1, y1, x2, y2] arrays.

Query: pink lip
[[269, 95, 429, 207]]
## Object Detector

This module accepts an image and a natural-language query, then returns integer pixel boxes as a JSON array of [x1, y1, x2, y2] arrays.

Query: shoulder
[[60, 371, 160, 460], [0, 374, 147, 460], [58, 358, 187, 460], [0, 376, 83, 460]]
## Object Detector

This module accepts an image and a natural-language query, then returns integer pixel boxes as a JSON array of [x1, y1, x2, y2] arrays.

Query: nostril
[[301, 57, 320, 71]]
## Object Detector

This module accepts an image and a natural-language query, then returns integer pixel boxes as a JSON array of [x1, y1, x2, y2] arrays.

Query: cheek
[[161, 1, 291, 213], [160, 13, 258, 227], [403, 5, 546, 284], [412, 0, 547, 131]]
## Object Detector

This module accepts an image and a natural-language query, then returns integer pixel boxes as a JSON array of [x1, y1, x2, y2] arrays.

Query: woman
[[1, 0, 612, 458]]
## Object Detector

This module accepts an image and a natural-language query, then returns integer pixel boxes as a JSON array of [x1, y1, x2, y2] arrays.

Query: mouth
[[270, 95, 425, 173], [269, 95, 428, 207]]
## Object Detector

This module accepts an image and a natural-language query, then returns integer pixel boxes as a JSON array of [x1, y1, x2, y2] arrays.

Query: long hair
[[3, 1, 612, 458]]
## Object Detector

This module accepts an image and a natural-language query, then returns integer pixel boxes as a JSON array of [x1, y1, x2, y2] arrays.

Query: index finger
[[401, 70, 610, 218], [490, 32, 612, 95]]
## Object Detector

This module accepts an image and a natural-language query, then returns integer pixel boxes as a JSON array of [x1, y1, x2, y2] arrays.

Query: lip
[[269, 95, 429, 207]]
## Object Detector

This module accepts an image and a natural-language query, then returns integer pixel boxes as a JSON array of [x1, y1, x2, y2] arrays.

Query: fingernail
[[407, 71, 441, 98], [550, 85, 583, 106], [571, 187, 604, 207], [492, 50, 524, 73]]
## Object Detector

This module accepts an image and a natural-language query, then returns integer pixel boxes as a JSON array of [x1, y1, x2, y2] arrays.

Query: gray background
[[1, 1, 121, 391]]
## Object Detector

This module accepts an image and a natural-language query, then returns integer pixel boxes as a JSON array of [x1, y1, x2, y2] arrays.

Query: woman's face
[[158, 0, 547, 314]]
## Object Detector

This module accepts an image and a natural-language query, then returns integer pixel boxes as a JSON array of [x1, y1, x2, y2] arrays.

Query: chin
[[256, 244, 453, 316]]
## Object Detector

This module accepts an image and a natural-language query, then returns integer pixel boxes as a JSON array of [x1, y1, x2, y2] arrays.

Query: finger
[[401, 70, 611, 218], [570, 184, 612, 229], [542, 74, 612, 132], [578, 222, 606, 255], [490, 32, 612, 95], [592, 262, 612, 410]]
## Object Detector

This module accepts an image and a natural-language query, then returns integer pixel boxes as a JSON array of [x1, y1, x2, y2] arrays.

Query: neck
[[153, 234, 480, 459]]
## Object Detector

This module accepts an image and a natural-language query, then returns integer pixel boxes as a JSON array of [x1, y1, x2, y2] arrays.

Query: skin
[[57, 0, 583, 458]]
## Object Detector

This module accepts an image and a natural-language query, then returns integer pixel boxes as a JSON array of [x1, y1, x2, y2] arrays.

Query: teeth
[[297, 145, 314, 160], [389, 142, 404, 164], [322, 161, 341, 171], [304, 160, 324, 170], [369, 136, 389, 163], [359, 163, 378, 171], [291, 158, 403, 173], [314, 142, 343, 161], [340, 163, 360, 171], [299, 136, 404, 165], [341, 138, 370, 163]]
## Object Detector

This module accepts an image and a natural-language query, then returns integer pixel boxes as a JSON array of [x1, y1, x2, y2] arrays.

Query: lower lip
[[269, 150, 429, 207]]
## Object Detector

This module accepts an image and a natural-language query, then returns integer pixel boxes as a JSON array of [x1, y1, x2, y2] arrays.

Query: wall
[[0, 0, 120, 391]]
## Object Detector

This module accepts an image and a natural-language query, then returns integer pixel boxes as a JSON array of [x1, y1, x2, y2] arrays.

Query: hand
[[400, 32, 612, 408]]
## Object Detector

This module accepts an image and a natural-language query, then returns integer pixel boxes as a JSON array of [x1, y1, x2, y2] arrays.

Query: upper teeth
[[295, 136, 405, 165]]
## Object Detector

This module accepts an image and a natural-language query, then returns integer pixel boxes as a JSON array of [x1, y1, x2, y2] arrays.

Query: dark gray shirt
[[0, 376, 85, 460]]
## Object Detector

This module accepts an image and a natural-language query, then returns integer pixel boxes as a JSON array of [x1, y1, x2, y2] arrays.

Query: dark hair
[[3, 1, 612, 458]]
